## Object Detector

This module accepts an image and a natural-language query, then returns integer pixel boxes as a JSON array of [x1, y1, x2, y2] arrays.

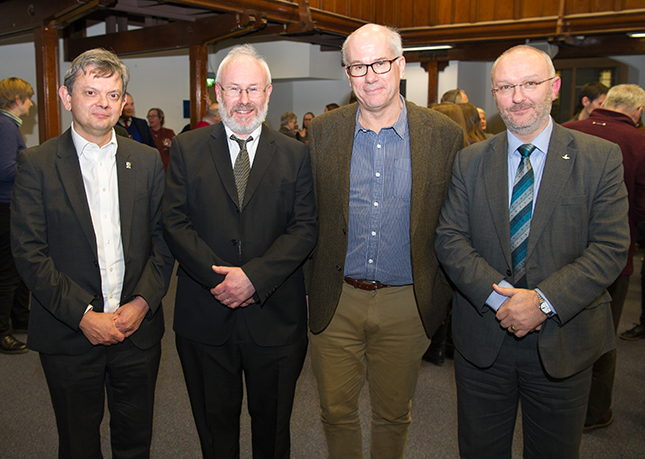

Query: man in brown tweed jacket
[[306, 23, 464, 459]]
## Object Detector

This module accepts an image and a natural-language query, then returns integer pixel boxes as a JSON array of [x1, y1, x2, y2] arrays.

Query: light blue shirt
[[486, 117, 556, 315]]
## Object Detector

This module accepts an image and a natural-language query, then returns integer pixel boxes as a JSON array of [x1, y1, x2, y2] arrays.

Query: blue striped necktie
[[510, 144, 536, 288], [231, 135, 253, 208]]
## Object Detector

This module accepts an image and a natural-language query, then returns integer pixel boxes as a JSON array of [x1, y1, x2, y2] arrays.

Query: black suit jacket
[[119, 116, 156, 149], [162, 123, 317, 347], [10, 129, 174, 355]]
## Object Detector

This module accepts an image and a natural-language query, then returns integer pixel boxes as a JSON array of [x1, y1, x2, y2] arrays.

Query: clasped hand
[[210, 265, 256, 309], [79, 296, 150, 346], [493, 284, 547, 338]]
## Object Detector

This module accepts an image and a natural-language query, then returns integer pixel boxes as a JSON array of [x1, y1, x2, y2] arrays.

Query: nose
[[238, 89, 251, 104], [511, 85, 526, 103]]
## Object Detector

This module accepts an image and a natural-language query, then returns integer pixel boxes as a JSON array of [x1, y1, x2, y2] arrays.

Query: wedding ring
[[510, 325, 516, 332]]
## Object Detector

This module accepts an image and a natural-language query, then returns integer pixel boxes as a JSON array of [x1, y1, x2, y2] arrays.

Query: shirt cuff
[[486, 280, 514, 311]]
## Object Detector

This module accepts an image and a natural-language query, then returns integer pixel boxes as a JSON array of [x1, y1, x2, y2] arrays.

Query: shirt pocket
[[393, 158, 411, 201]]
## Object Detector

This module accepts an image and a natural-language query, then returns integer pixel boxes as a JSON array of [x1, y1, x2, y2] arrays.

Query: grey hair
[[603, 84, 645, 112], [63, 48, 130, 97], [491, 44, 556, 85], [341, 24, 403, 66], [215, 44, 272, 87]]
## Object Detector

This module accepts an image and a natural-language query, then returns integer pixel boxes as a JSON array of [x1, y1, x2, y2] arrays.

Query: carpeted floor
[[2, 256, 645, 458]]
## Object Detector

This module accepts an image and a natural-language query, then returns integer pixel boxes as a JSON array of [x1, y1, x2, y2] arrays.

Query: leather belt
[[344, 277, 390, 291]]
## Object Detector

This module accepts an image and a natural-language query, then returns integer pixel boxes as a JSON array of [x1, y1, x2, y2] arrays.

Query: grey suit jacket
[[307, 100, 464, 337], [10, 129, 174, 355], [435, 123, 630, 378]]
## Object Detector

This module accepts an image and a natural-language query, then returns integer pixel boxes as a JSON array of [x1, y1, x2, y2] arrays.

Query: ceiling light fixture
[[403, 45, 453, 52]]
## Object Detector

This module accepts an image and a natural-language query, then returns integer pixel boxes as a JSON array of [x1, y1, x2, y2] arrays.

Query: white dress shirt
[[71, 124, 125, 313], [224, 124, 263, 168]]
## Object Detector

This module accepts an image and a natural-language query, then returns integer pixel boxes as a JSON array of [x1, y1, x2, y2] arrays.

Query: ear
[[550, 76, 562, 101], [58, 86, 72, 112], [581, 96, 591, 108], [397, 56, 406, 79], [214, 83, 222, 103], [265, 84, 273, 104]]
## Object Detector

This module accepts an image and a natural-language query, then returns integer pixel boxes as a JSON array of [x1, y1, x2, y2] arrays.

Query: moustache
[[509, 104, 534, 112]]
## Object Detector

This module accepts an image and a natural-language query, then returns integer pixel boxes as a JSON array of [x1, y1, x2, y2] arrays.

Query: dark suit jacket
[[306, 100, 465, 337], [10, 129, 174, 355], [119, 116, 156, 149], [162, 123, 317, 347], [435, 123, 630, 378]]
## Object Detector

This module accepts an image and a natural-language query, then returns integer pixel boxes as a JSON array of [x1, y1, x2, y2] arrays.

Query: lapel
[[209, 123, 239, 207], [55, 129, 98, 259], [525, 124, 576, 261], [244, 125, 277, 211], [116, 141, 134, 257], [484, 134, 513, 267], [407, 102, 429, 237], [336, 104, 358, 225]]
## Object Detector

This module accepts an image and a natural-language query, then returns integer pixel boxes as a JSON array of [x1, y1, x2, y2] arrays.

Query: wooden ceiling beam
[[170, 0, 364, 35], [0, 0, 115, 38], [64, 11, 266, 59], [399, 10, 645, 46]]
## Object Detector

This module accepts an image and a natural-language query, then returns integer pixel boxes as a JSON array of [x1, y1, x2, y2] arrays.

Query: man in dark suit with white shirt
[[11, 48, 174, 458], [435, 45, 630, 458], [162, 44, 317, 459]]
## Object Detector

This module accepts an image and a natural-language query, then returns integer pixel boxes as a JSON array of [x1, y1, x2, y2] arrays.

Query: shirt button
[[373, 202, 378, 207], [371, 231, 376, 236], [377, 144, 381, 149], [375, 172, 381, 178], [102, 187, 106, 192], [368, 259, 373, 264]]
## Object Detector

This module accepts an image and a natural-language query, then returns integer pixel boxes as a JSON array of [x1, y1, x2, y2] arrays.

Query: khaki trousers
[[310, 282, 430, 459]]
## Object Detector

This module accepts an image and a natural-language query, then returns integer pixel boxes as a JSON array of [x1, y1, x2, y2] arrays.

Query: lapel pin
[[126, 161, 132, 169], [562, 154, 570, 160]]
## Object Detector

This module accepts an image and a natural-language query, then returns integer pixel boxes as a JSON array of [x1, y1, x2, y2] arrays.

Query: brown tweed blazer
[[307, 100, 464, 337]]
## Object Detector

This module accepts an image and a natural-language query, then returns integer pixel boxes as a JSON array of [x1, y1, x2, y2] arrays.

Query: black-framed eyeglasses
[[346, 57, 401, 78], [492, 76, 556, 96], [218, 83, 268, 98]]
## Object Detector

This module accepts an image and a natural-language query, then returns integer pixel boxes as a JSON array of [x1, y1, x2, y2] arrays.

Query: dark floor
[[2, 256, 645, 458]]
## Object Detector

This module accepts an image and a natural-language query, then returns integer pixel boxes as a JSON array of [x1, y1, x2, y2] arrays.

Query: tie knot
[[231, 135, 253, 150], [518, 144, 536, 158]]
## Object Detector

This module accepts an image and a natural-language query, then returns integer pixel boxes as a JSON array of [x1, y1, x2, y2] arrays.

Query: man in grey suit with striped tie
[[435, 45, 630, 458]]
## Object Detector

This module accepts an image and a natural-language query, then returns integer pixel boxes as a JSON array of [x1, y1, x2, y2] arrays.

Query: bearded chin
[[220, 100, 268, 135]]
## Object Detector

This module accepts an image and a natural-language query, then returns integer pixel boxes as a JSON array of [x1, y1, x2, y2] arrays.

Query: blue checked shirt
[[343, 99, 413, 285]]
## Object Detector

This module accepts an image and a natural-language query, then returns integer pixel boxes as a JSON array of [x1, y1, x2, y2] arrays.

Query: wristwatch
[[535, 290, 551, 316]]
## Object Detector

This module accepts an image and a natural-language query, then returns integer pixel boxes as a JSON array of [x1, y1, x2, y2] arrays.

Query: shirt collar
[[71, 122, 118, 158], [0, 109, 22, 127], [224, 123, 263, 146], [506, 116, 553, 156], [354, 95, 408, 139]]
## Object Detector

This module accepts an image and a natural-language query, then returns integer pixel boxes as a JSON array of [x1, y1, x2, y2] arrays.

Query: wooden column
[[189, 44, 208, 129], [421, 60, 438, 106], [34, 25, 61, 142]]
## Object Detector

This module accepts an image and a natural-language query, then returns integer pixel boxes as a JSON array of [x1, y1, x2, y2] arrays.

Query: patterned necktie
[[231, 135, 253, 209], [510, 143, 536, 289]]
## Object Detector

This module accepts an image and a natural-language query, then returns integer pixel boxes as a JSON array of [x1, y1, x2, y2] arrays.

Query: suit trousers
[[309, 283, 430, 459], [454, 332, 592, 459], [586, 274, 630, 423], [39, 339, 161, 459], [176, 312, 307, 459], [0, 203, 29, 335]]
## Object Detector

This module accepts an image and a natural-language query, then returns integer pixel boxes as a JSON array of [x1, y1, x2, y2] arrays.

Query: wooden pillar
[[421, 60, 438, 106], [34, 25, 61, 142], [189, 44, 208, 129]]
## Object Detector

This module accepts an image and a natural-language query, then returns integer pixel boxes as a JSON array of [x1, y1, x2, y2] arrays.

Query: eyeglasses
[[218, 84, 267, 99], [346, 57, 401, 78], [492, 77, 556, 96]]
